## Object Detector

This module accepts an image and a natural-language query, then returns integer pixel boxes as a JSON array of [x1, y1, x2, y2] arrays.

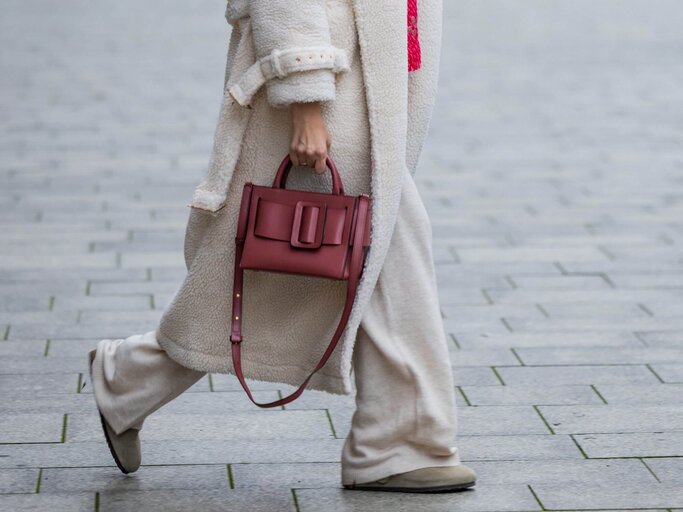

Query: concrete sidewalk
[[1, 0, 683, 510]]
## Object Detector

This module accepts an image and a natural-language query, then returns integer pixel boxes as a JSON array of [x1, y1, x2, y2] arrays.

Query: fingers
[[290, 142, 329, 174], [289, 140, 304, 167], [288, 102, 332, 175], [313, 154, 326, 174]]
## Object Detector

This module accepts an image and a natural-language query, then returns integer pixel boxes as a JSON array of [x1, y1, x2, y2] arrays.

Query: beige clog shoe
[[87, 349, 141, 474], [344, 464, 477, 493]]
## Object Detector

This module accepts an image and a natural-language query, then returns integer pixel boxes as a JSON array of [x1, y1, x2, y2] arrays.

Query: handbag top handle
[[272, 155, 345, 196]]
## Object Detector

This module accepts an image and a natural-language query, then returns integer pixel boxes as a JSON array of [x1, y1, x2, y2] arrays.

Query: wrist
[[290, 101, 323, 122]]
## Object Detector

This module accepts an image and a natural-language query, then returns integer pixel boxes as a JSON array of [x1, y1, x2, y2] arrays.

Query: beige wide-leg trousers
[[89, 168, 462, 485]]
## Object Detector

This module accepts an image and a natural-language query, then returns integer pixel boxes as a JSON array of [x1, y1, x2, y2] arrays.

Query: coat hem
[[156, 325, 353, 396]]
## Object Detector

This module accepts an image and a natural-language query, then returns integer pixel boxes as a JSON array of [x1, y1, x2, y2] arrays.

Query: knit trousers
[[89, 167, 462, 485]]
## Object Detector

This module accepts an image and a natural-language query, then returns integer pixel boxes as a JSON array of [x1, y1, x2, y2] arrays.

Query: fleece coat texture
[[155, 0, 444, 395]]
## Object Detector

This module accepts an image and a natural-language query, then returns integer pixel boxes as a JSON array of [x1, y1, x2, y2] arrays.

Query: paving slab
[[230, 462, 341, 488], [0, 373, 79, 395], [537, 405, 683, 434], [67, 411, 335, 442], [40, 465, 229, 493], [459, 435, 583, 461], [643, 458, 683, 483], [574, 432, 683, 458], [448, 348, 521, 367], [593, 384, 683, 404], [0, 493, 94, 511], [0, 468, 39, 494], [460, 385, 602, 406], [649, 364, 683, 383], [531, 483, 683, 510], [637, 330, 683, 348], [0, 414, 64, 444], [296, 485, 539, 512], [0, 439, 347, 469], [98, 488, 295, 512], [495, 365, 660, 386], [469, 459, 656, 486], [458, 406, 551, 435], [455, 331, 644, 349], [515, 347, 683, 365]]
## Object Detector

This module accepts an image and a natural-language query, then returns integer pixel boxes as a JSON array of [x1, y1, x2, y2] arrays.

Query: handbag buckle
[[290, 200, 326, 249]]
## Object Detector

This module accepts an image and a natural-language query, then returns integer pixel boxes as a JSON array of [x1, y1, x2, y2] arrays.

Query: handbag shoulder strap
[[229, 192, 371, 408]]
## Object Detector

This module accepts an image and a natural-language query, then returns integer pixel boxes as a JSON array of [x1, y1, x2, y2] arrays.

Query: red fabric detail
[[408, 0, 421, 71]]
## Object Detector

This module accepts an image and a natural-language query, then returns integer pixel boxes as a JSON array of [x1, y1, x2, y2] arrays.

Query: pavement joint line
[[43, 339, 50, 357], [291, 488, 300, 512], [527, 483, 547, 511], [3, 325, 10, 341], [658, 232, 675, 245], [481, 288, 495, 305], [523, 204, 538, 216], [500, 317, 514, 333], [554, 262, 568, 275], [35, 468, 43, 493], [509, 348, 526, 366], [589, 384, 608, 404], [638, 302, 655, 316], [456, 385, 472, 406], [596, 245, 616, 261], [569, 434, 590, 459], [646, 364, 666, 383], [227, 464, 234, 489], [491, 366, 506, 385], [532, 405, 556, 435], [504, 275, 518, 289], [325, 409, 337, 438], [634, 332, 652, 347], [449, 332, 461, 349], [447, 246, 461, 263], [639, 457, 662, 483], [60, 413, 68, 443], [535, 303, 550, 318], [598, 272, 615, 288]]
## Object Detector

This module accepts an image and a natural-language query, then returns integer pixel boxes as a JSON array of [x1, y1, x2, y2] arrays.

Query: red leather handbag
[[230, 154, 372, 408]]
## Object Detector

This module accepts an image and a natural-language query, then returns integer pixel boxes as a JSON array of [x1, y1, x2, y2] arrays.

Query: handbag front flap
[[240, 185, 357, 279]]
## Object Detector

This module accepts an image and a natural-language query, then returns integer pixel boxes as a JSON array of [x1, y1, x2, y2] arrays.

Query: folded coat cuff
[[228, 45, 350, 107], [187, 187, 226, 213], [266, 68, 336, 107]]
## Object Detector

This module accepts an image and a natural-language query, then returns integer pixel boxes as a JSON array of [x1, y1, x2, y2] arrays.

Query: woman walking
[[87, 0, 477, 492]]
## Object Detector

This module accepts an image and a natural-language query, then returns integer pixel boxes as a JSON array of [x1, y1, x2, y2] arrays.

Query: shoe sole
[[343, 480, 476, 493], [88, 348, 132, 475]]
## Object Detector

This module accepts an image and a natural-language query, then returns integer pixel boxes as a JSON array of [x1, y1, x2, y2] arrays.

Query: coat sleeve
[[227, 0, 350, 108]]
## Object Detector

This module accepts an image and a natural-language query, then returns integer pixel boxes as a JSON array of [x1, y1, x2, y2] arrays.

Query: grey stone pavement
[[1, 0, 683, 510]]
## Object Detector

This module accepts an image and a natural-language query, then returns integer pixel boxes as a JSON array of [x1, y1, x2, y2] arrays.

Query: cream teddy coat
[[155, 0, 443, 395]]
